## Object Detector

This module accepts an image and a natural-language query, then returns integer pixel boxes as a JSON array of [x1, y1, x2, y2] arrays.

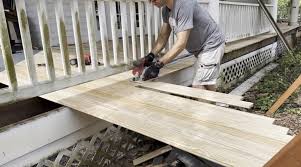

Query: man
[[137, 0, 225, 91]]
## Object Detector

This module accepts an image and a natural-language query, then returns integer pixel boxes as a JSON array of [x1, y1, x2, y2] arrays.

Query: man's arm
[[159, 29, 191, 65], [151, 23, 172, 55], [142, 29, 191, 81]]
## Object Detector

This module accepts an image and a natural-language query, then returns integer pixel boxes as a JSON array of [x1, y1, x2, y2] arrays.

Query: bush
[[278, 0, 289, 19], [252, 52, 301, 112]]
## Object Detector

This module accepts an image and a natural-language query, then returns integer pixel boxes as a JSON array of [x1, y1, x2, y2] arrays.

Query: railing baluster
[[138, 1, 145, 58], [37, 0, 56, 81], [85, 0, 98, 70], [159, 7, 162, 33], [154, 7, 159, 40], [71, 0, 85, 73], [146, 2, 152, 53], [130, 1, 137, 61], [97, 0, 109, 67], [15, 0, 37, 85], [0, 0, 17, 91], [110, 1, 119, 65], [120, 1, 129, 64], [168, 32, 173, 50], [55, 0, 71, 76], [161, 7, 167, 53]]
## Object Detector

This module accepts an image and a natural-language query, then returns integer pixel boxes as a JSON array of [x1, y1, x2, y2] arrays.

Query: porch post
[[288, 0, 300, 26], [208, 0, 219, 24], [272, 0, 278, 21], [271, 0, 278, 32]]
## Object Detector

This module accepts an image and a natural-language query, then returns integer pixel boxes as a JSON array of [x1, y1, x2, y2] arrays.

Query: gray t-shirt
[[162, 0, 225, 54]]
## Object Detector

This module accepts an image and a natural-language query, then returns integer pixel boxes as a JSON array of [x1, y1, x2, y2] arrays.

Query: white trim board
[[0, 107, 111, 166]]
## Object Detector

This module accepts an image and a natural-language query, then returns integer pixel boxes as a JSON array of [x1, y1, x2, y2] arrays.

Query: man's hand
[[142, 61, 164, 81], [133, 52, 156, 67]]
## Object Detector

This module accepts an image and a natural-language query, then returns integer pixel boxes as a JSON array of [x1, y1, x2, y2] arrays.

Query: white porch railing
[[219, 1, 273, 42], [0, 0, 140, 105], [164, 0, 274, 47], [0, 0, 275, 105]]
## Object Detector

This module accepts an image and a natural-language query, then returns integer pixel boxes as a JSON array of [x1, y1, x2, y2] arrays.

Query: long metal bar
[[257, 0, 292, 53]]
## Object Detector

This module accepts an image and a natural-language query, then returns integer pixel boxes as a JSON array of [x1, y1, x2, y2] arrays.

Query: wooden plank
[[138, 81, 253, 109], [55, 0, 71, 76], [77, 78, 289, 141], [264, 133, 301, 167], [266, 74, 301, 116], [133, 145, 172, 166], [37, 0, 56, 81], [71, 0, 85, 73], [85, 0, 98, 70], [97, 0, 109, 67], [15, 0, 38, 84], [41, 72, 293, 167], [0, 51, 292, 166], [0, 0, 17, 91]]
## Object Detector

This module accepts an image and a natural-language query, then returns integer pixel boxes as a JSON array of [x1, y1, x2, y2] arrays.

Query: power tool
[[131, 53, 156, 81], [132, 58, 147, 81]]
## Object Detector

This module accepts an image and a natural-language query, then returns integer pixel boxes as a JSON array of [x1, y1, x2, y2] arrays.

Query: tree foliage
[[278, 0, 301, 19], [278, 0, 289, 19]]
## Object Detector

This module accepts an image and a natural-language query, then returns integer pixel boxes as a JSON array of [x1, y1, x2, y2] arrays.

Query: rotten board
[[138, 81, 252, 108], [41, 72, 293, 167]]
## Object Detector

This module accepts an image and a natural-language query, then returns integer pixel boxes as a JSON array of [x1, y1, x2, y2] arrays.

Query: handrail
[[220, 1, 273, 7]]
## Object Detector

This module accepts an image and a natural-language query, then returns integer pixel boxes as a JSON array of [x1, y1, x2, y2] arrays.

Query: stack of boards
[[0, 52, 293, 166]]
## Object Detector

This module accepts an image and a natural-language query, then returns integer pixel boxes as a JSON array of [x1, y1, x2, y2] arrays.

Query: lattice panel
[[219, 43, 277, 86], [35, 126, 148, 167], [275, 40, 286, 57]]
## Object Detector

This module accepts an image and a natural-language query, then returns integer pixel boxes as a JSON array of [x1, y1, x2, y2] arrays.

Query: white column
[[272, 0, 278, 21], [271, 0, 278, 32], [289, 0, 300, 26], [208, 0, 219, 24]]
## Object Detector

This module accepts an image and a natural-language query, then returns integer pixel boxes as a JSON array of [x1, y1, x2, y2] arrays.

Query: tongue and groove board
[[41, 71, 293, 167], [138, 81, 253, 109], [0, 53, 293, 166]]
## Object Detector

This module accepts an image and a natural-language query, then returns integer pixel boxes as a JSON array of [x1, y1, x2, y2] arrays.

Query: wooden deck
[[0, 51, 294, 167]]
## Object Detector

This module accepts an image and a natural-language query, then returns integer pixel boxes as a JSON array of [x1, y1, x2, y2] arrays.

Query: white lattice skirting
[[218, 42, 278, 87]]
